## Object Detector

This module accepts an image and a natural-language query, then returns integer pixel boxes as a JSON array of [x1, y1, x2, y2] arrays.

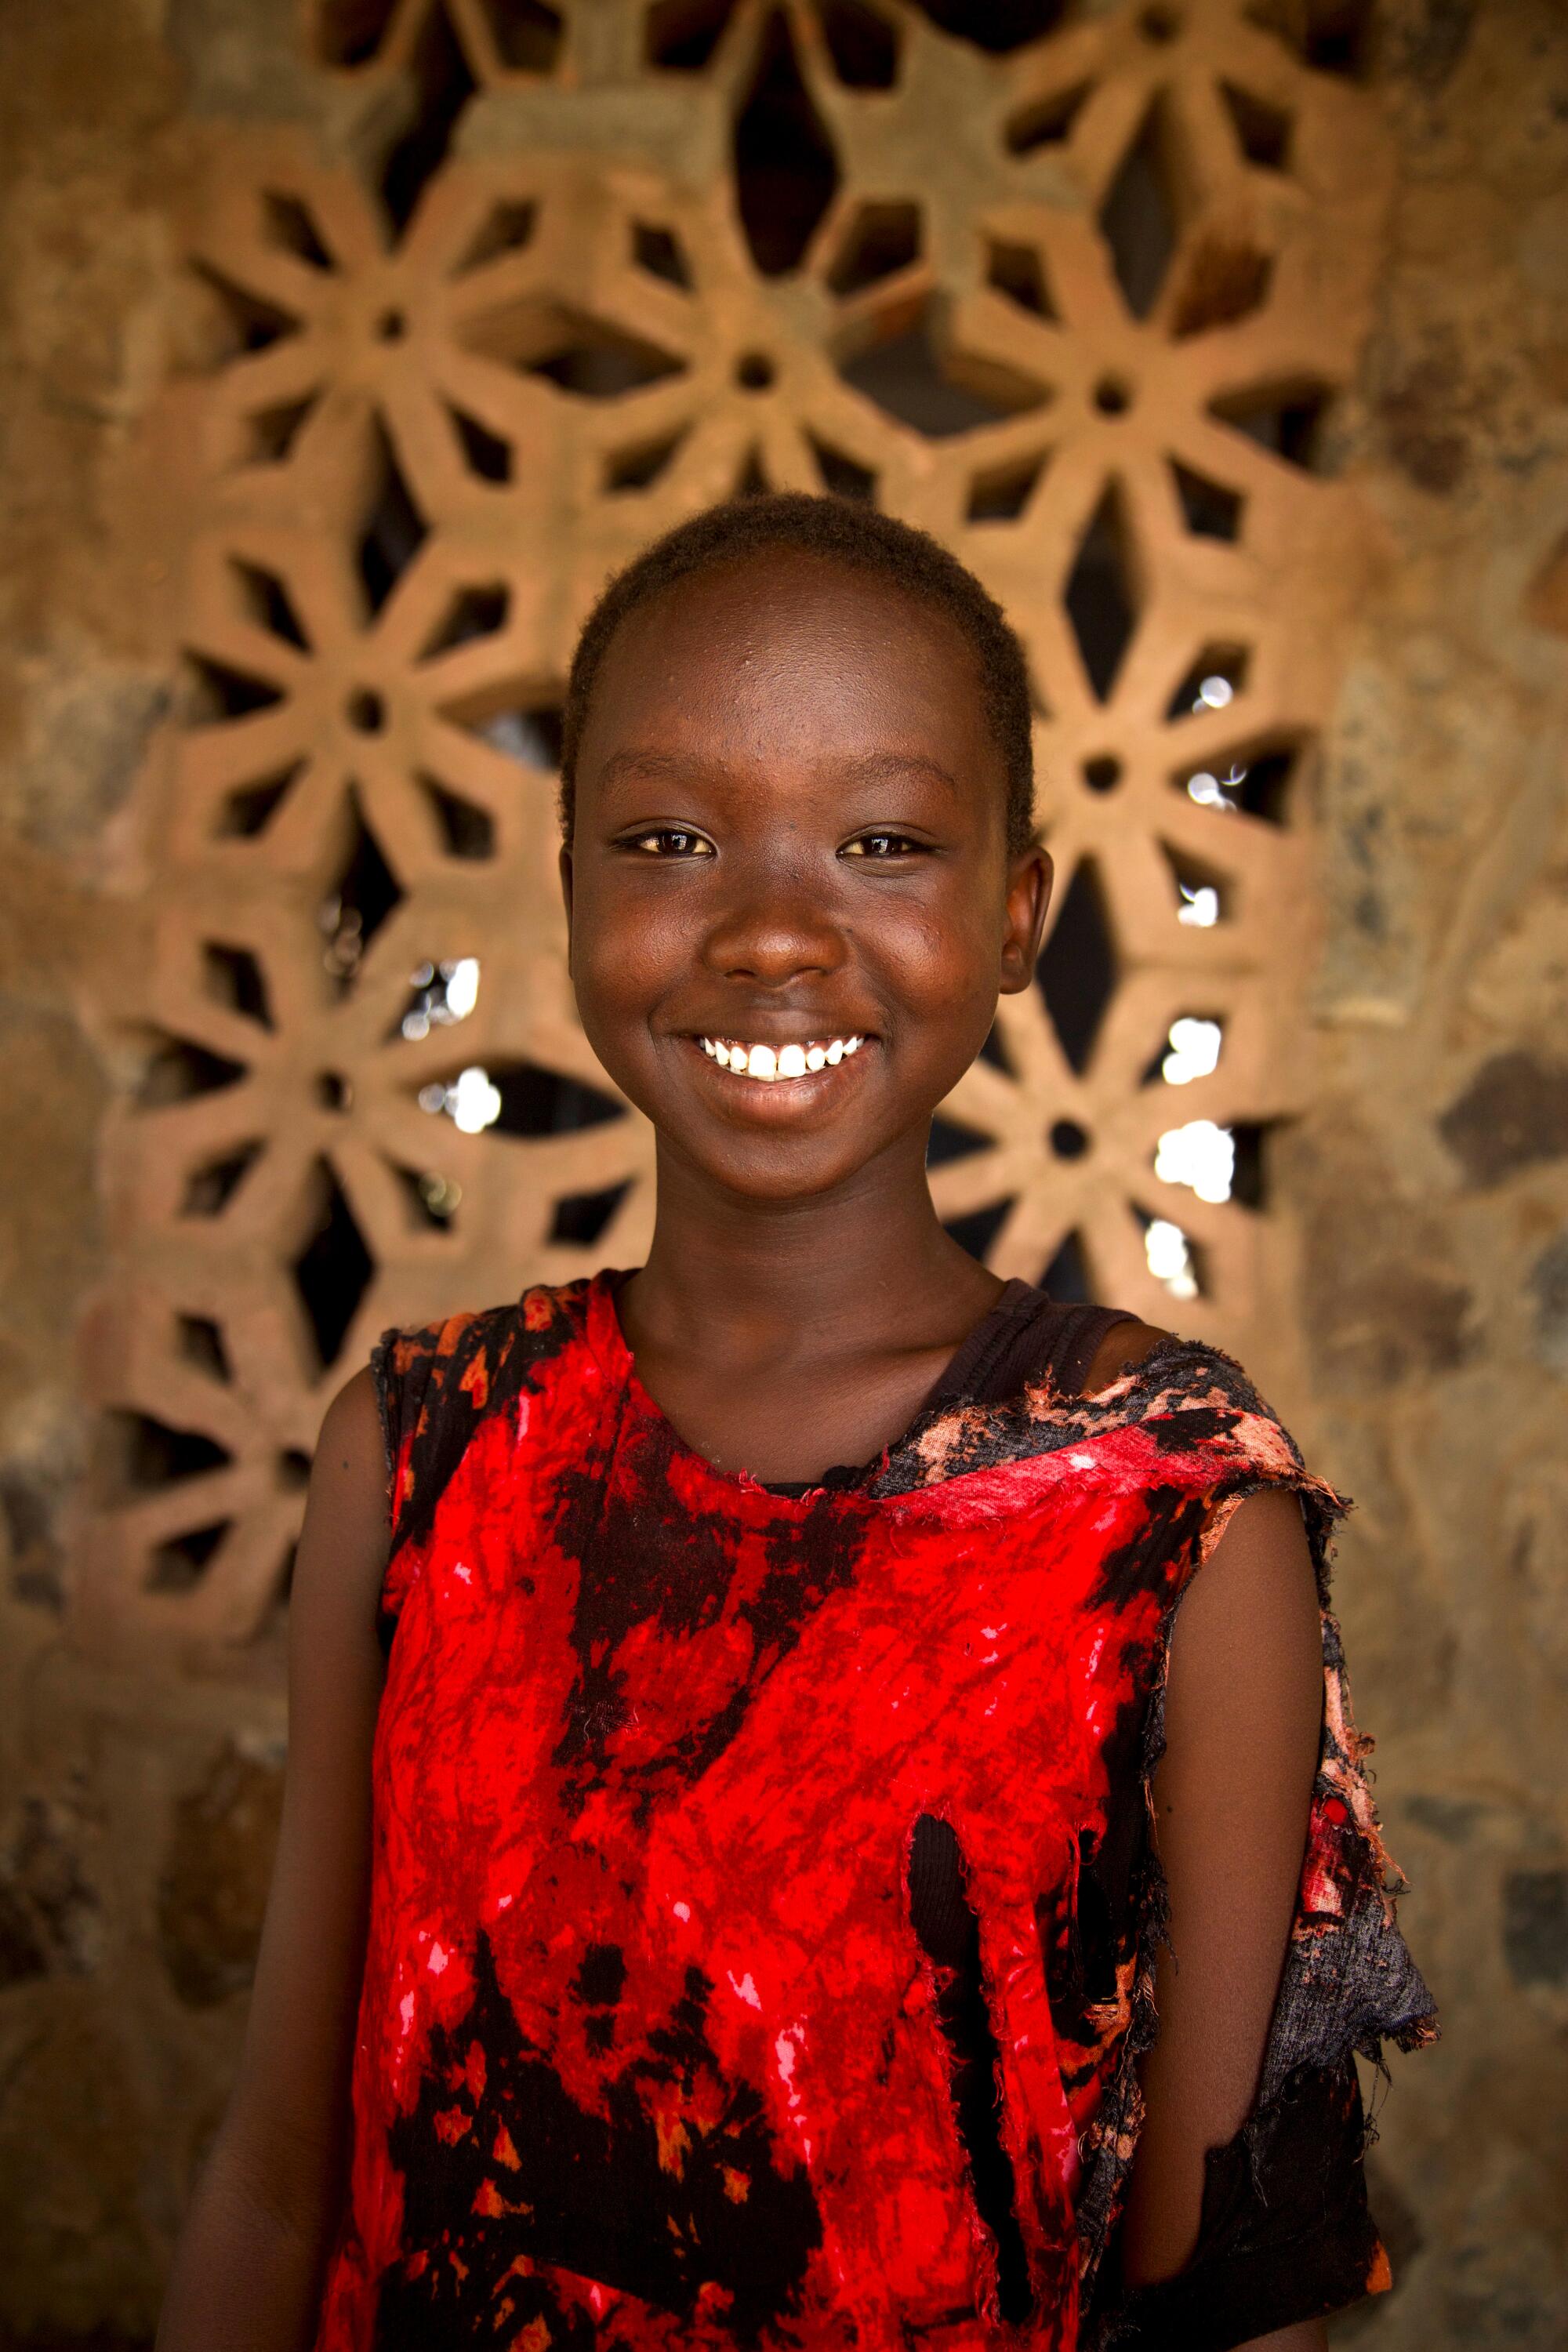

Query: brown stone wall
[[0, 1, 1563, 2343]]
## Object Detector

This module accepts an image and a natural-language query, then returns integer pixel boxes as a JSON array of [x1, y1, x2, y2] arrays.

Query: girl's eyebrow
[[835, 750, 964, 800], [594, 748, 705, 792], [593, 747, 964, 797]]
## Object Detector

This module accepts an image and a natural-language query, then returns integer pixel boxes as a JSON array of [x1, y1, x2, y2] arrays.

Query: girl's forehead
[[590, 550, 988, 731]]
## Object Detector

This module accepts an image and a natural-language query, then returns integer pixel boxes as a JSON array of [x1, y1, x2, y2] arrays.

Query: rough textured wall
[[0, 0, 1563, 2344], [1287, 4, 1568, 2336]]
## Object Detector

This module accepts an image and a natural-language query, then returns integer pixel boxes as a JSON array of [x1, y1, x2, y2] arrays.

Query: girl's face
[[564, 550, 1049, 1206]]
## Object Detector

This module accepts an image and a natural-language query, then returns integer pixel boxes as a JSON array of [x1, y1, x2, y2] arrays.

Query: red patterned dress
[[314, 1273, 1435, 2352]]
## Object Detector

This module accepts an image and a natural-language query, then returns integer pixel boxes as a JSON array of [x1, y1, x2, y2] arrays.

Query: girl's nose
[[703, 871, 845, 985]]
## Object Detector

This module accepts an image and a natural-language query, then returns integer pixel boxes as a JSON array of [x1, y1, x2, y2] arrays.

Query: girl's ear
[[999, 845, 1052, 993], [558, 840, 574, 951]]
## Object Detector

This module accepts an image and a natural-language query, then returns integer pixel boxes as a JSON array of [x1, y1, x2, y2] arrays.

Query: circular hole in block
[[1139, 5, 1181, 39], [316, 1070, 352, 1112], [1050, 1118, 1091, 1160], [1083, 756, 1123, 794], [736, 351, 777, 390], [347, 687, 386, 733], [378, 308, 407, 341], [1094, 375, 1133, 416]]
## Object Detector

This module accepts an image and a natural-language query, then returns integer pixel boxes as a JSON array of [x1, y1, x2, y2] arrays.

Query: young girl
[[158, 495, 1435, 2352]]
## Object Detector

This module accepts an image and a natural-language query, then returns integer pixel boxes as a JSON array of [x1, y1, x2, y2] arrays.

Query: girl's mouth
[[696, 1035, 866, 1083]]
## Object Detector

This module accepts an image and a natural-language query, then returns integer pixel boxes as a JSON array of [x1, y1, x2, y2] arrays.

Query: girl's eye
[[623, 828, 715, 858], [843, 831, 924, 860]]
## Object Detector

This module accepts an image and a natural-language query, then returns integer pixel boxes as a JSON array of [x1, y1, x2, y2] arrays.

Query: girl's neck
[[622, 1129, 1002, 1374]]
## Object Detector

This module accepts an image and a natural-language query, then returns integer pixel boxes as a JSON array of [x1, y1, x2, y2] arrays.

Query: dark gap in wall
[[1099, 100, 1178, 320], [181, 1143, 263, 1219], [485, 1, 564, 72], [1220, 80, 1293, 169], [1171, 238, 1273, 338], [136, 1037, 248, 1109], [320, 797, 404, 985], [109, 1412, 233, 1493], [217, 766, 301, 839], [201, 942, 272, 1029], [1229, 1121, 1272, 1209], [180, 654, 284, 724], [978, 1023, 1014, 1076], [420, 584, 510, 660], [906, 0, 1065, 52], [230, 558, 310, 650], [191, 260, 299, 357], [1041, 1230, 1091, 1303], [927, 1115, 991, 1169], [1171, 459, 1243, 539], [826, 202, 921, 296], [147, 1521, 231, 1593], [1064, 485, 1138, 700], [456, 200, 539, 271], [967, 452, 1047, 523], [550, 1180, 633, 1246], [633, 221, 692, 287], [733, 10, 840, 274], [645, 0, 740, 69], [809, 437, 877, 500], [483, 1062, 625, 1138], [819, 0, 899, 86], [261, 191, 333, 270], [1210, 380, 1331, 470], [986, 238, 1054, 319], [604, 428, 690, 492], [448, 405, 514, 481], [175, 1316, 232, 1383], [392, 1163, 461, 1229], [1165, 643, 1250, 722], [942, 1198, 1014, 1263], [291, 1161, 375, 1371], [1004, 80, 1091, 154], [358, 421, 428, 613], [840, 300, 1049, 437], [315, 0, 400, 67], [1036, 860, 1116, 1074], [380, 6, 478, 232], [420, 776, 496, 859]]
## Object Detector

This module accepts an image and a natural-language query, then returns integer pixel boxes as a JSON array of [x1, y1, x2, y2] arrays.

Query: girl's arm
[[156, 1367, 390, 2352], [1118, 1483, 1333, 2352]]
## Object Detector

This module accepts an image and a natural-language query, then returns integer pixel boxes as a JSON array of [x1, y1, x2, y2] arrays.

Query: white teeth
[[699, 1035, 866, 1081]]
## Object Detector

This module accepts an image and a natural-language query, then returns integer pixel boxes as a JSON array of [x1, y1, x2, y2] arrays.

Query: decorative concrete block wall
[[0, 0, 1563, 2342]]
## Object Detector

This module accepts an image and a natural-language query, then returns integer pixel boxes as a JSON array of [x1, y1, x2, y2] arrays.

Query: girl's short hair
[[560, 492, 1036, 854]]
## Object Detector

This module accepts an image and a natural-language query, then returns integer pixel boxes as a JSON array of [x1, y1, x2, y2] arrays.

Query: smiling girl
[[158, 495, 1435, 2352]]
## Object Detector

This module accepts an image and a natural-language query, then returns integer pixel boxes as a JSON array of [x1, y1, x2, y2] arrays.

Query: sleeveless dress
[[314, 1273, 1436, 2352]]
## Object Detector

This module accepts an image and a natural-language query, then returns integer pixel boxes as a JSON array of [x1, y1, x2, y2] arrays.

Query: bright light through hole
[[1162, 1017, 1221, 1084], [419, 1065, 501, 1134], [1198, 674, 1233, 709], [445, 957, 480, 1018], [1145, 1217, 1198, 1301], [1178, 883, 1219, 925], [401, 956, 481, 1040], [1156, 1118, 1234, 1203]]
